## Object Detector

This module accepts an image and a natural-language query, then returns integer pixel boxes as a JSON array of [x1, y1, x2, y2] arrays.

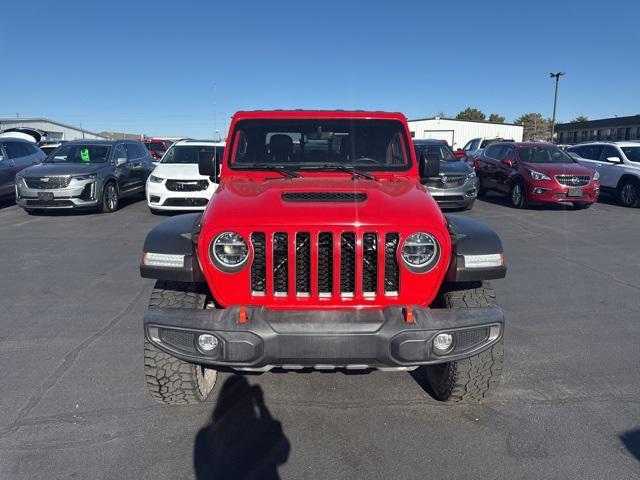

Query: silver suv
[[567, 142, 640, 207]]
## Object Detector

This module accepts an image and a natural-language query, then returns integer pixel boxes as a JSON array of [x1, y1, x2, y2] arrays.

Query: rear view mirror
[[198, 151, 220, 183], [419, 153, 440, 181], [606, 156, 622, 163], [116, 157, 127, 166], [500, 157, 513, 168]]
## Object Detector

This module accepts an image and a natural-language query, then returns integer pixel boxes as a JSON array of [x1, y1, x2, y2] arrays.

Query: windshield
[[621, 146, 640, 163], [161, 145, 223, 164], [229, 119, 409, 171], [414, 143, 457, 162], [45, 144, 111, 163], [145, 141, 166, 151], [518, 146, 574, 164]]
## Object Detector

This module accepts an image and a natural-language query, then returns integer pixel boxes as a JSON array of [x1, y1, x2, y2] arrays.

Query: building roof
[[407, 116, 522, 127], [556, 115, 640, 131], [0, 117, 106, 138]]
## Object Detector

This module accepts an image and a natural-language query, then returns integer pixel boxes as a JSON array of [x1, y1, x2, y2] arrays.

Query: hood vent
[[282, 192, 367, 203]]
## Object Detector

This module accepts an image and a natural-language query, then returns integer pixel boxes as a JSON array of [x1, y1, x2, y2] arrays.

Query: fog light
[[198, 334, 218, 352], [433, 333, 453, 353]]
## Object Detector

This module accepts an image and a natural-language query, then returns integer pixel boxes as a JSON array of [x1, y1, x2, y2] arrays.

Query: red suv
[[143, 139, 172, 161], [475, 142, 600, 209]]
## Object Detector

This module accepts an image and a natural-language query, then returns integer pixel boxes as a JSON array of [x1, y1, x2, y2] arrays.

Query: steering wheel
[[353, 157, 379, 165]]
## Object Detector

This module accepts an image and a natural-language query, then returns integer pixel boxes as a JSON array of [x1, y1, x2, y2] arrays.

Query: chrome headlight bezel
[[401, 232, 440, 273], [149, 175, 164, 183], [529, 169, 551, 181], [72, 173, 97, 181], [210, 232, 249, 272]]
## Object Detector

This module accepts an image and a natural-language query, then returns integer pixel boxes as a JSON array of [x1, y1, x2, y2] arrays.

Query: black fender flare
[[444, 214, 506, 282], [139, 213, 205, 283]]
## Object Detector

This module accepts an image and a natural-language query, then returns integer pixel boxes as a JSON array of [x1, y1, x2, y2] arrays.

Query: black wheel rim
[[511, 184, 523, 206], [621, 183, 637, 206], [105, 185, 118, 210]]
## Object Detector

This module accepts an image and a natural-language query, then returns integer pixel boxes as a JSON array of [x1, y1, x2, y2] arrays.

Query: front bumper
[[427, 180, 478, 210], [15, 179, 100, 209], [146, 180, 215, 211], [144, 305, 504, 370], [526, 181, 599, 204]]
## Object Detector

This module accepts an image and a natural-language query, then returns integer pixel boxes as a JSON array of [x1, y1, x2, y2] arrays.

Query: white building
[[0, 118, 106, 142], [407, 117, 523, 150]]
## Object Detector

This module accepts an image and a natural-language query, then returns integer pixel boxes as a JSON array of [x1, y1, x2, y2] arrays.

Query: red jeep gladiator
[[140, 110, 506, 405]]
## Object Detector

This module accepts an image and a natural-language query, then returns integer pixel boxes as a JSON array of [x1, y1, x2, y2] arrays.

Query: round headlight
[[401, 232, 439, 272], [211, 232, 248, 271]]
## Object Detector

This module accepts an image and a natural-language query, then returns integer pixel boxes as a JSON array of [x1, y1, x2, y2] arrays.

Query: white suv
[[146, 140, 224, 212], [567, 142, 640, 207]]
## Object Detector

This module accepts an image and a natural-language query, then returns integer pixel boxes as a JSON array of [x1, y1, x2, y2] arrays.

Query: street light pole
[[549, 71, 565, 143]]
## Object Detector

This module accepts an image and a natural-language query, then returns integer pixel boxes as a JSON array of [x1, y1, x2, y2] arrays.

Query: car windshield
[[229, 119, 410, 171], [621, 146, 640, 163], [45, 144, 110, 163], [414, 143, 457, 162], [161, 145, 222, 164], [518, 146, 574, 164]]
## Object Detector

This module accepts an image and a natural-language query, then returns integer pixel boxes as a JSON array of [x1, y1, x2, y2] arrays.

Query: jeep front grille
[[555, 175, 590, 187], [249, 230, 400, 301]]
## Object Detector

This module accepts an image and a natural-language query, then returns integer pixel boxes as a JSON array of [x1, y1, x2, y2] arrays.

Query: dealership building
[[555, 115, 640, 144], [407, 117, 523, 150], [0, 117, 106, 142]]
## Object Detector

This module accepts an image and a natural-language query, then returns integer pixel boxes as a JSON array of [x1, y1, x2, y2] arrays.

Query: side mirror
[[606, 156, 622, 164], [116, 157, 128, 166], [500, 157, 513, 168], [419, 153, 440, 181], [198, 151, 220, 183]]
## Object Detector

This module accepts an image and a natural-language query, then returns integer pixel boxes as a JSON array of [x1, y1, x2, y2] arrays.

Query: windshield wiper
[[299, 164, 377, 181], [233, 163, 300, 178]]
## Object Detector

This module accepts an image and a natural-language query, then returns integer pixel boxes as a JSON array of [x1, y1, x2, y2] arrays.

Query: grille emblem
[[40, 177, 50, 183], [441, 176, 448, 184], [571, 176, 579, 185]]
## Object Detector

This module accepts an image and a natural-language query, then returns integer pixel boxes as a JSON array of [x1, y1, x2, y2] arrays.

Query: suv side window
[[462, 140, 473, 151], [113, 144, 127, 161], [580, 145, 604, 160], [3, 141, 29, 159], [502, 146, 516, 162], [601, 145, 622, 163], [484, 145, 502, 160], [125, 143, 141, 160]]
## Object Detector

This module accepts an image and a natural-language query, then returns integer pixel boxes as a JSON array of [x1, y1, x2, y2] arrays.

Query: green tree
[[514, 113, 552, 141], [572, 115, 588, 123], [488, 113, 505, 123], [456, 107, 486, 122]]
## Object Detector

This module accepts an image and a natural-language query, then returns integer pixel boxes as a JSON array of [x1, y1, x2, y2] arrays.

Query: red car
[[475, 142, 600, 209], [143, 139, 172, 161]]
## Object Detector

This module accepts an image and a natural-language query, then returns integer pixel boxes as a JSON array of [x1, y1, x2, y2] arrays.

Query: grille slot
[[295, 233, 311, 296], [454, 328, 489, 352], [555, 175, 590, 187], [159, 328, 197, 353], [163, 198, 208, 207], [318, 232, 333, 297], [25, 176, 71, 189], [362, 233, 378, 296], [384, 233, 400, 294], [426, 175, 467, 189], [282, 192, 366, 202], [250, 233, 266, 295], [273, 232, 289, 295], [165, 179, 209, 191], [340, 233, 356, 296]]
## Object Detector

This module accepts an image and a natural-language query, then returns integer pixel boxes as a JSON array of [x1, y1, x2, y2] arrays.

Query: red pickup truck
[[140, 110, 507, 405]]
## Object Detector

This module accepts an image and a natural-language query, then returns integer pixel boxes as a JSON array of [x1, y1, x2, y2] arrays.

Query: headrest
[[269, 134, 293, 154]]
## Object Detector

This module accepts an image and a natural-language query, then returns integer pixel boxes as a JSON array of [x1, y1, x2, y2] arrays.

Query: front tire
[[99, 182, 119, 213], [573, 202, 591, 210], [509, 180, 528, 209], [144, 281, 218, 405], [422, 281, 504, 403], [618, 178, 640, 208]]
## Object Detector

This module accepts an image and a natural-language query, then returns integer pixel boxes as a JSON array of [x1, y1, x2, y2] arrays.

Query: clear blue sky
[[2, 0, 639, 138]]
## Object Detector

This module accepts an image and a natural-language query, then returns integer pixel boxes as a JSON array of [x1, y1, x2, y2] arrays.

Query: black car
[[0, 138, 46, 201], [15, 140, 155, 213]]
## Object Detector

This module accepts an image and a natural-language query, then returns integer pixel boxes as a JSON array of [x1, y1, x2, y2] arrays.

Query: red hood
[[202, 175, 447, 230], [521, 161, 593, 176]]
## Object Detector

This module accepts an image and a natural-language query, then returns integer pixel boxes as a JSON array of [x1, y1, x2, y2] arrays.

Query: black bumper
[[144, 306, 504, 370]]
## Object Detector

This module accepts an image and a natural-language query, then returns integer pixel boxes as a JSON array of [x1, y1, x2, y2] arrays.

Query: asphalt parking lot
[[0, 195, 639, 480]]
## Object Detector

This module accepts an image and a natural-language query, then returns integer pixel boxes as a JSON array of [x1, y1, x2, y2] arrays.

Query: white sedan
[[146, 140, 224, 212]]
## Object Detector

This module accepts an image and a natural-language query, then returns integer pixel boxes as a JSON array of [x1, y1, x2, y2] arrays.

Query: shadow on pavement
[[477, 193, 577, 211], [620, 428, 640, 461], [194, 376, 290, 480]]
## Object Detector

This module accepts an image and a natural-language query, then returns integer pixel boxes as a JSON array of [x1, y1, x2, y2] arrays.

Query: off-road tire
[[618, 178, 640, 208], [144, 281, 218, 405], [423, 281, 504, 403], [509, 179, 527, 209], [99, 181, 119, 213]]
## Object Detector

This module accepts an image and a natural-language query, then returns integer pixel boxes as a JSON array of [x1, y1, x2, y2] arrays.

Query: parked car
[[143, 139, 173, 161], [567, 142, 640, 207], [456, 137, 514, 163], [146, 140, 225, 213], [475, 142, 599, 209], [15, 140, 155, 213], [0, 138, 46, 201], [413, 139, 478, 210], [139, 110, 507, 406]]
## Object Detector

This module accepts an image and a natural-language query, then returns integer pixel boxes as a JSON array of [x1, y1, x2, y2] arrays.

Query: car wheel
[[464, 200, 475, 211], [573, 202, 591, 210], [144, 281, 218, 405], [25, 208, 42, 215], [509, 180, 527, 209], [99, 182, 119, 213], [618, 178, 640, 208], [477, 177, 487, 197], [421, 281, 503, 403]]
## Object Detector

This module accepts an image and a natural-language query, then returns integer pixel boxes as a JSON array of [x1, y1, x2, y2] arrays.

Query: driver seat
[[269, 134, 294, 163]]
